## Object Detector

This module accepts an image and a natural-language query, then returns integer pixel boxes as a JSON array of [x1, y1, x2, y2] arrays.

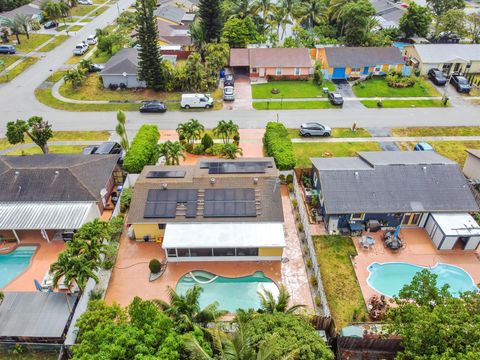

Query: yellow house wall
[[258, 247, 283, 257], [132, 223, 164, 240]]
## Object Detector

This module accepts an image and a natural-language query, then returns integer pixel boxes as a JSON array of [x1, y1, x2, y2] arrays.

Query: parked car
[[223, 86, 234, 101], [139, 101, 167, 113], [82, 145, 98, 154], [43, 20, 58, 29], [88, 63, 104, 72], [450, 74, 471, 93], [414, 142, 434, 151], [94, 142, 123, 155], [224, 74, 234, 87], [0, 45, 15, 54], [427, 68, 447, 86], [299, 123, 332, 137], [86, 34, 97, 45], [78, 0, 93, 4], [73, 43, 89, 55], [180, 93, 213, 109], [328, 91, 344, 105]]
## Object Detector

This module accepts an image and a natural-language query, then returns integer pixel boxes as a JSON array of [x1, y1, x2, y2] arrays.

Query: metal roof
[[0, 202, 97, 230], [411, 44, 480, 63], [163, 222, 286, 248], [0, 292, 77, 340]]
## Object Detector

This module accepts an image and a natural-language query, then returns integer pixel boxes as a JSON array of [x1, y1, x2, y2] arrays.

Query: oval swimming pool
[[367, 262, 478, 297], [176, 270, 278, 312], [0, 245, 37, 289]]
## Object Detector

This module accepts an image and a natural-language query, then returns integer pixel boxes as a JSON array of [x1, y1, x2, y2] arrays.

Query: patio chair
[[360, 236, 369, 249]]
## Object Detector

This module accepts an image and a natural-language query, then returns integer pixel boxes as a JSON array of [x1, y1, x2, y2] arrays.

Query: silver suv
[[223, 86, 234, 101], [299, 123, 332, 137]]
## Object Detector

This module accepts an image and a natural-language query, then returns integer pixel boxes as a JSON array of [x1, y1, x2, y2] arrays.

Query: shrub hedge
[[123, 125, 160, 173], [263, 122, 296, 170]]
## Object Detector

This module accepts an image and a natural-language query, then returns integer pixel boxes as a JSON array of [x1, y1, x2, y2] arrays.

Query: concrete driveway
[[223, 75, 252, 110], [332, 79, 363, 109]]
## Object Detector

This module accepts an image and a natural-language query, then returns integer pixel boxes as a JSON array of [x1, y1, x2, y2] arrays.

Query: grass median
[[361, 99, 445, 108], [0, 57, 38, 83], [38, 35, 69, 52], [253, 100, 336, 110]]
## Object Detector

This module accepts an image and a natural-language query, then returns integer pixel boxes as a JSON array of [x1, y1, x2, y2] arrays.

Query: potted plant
[[148, 259, 164, 282]]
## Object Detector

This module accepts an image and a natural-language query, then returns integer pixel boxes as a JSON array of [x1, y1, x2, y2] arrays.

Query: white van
[[180, 93, 214, 109]]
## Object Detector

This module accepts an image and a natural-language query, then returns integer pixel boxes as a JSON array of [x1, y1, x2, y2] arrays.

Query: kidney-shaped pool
[[176, 270, 278, 312], [0, 245, 37, 289], [367, 262, 478, 297]]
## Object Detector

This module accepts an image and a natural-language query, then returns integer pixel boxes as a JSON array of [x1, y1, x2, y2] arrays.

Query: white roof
[[412, 44, 480, 63], [162, 223, 286, 248], [0, 202, 96, 230], [431, 213, 480, 237]]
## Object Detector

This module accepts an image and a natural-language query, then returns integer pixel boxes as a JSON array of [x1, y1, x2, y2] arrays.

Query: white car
[[78, 0, 93, 4], [86, 34, 97, 45], [73, 43, 89, 55]]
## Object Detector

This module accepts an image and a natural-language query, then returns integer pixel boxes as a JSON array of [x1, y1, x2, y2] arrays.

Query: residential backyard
[[293, 142, 381, 168], [252, 80, 336, 99], [313, 235, 368, 329], [352, 77, 440, 97]]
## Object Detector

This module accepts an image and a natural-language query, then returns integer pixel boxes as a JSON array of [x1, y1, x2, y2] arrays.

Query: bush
[[386, 71, 416, 88], [279, 174, 286, 183], [204, 147, 213, 155], [184, 143, 194, 153], [310, 274, 318, 286], [211, 143, 224, 156], [233, 133, 240, 144], [291, 198, 298, 208], [313, 62, 323, 86], [297, 223, 304, 232], [123, 125, 160, 173], [201, 133, 214, 149], [377, 100, 383, 108], [108, 216, 124, 242], [120, 188, 132, 213], [149, 259, 161, 273], [306, 258, 312, 268], [286, 174, 293, 184], [89, 288, 104, 301], [315, 296, 321, 307], [102, 243, 118, 270], [263, 122, 296, 170], [192, 144, 205, 155], [288, 183, 294, 192]]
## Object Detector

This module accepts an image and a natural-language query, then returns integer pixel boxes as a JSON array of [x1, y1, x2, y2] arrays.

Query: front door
[[402, 213, 422, 226], [259, 68, 265, 77]]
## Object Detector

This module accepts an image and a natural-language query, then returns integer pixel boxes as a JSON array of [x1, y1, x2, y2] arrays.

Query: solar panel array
[[200, 161, 273, 174], [144, 189, 198, 218], [146, 171, 186, 178], [204, 188, 256, 217]]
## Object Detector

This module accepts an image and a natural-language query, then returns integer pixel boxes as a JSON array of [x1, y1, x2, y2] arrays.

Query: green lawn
[[47, 70, 68, 82], [399, 140, 480, 166], [352, 77, 440, 98], [0, 57, 38, 83], [392, 126, 480, 137], [5, 34, 53, 52], [69, 25, 84, 31], [0, 54, 21, 68], [313, 236, 368, 329], [287, 128, 371, 139], [7, 145, 86, 155], [293, 142, 381, 168], [361, 99, 445, 108], [251, 80, 336, 99], [253, 100, 336, 110], [70, 5, 96, 16], [37, 35, 69, 52], [89, 50, 113, 63]]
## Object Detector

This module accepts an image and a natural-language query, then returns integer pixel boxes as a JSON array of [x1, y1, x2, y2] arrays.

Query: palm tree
[[156, 285, 227, 333], [228, 0, 254, 19], [220, 143, 243, 159], [50, 251, 100, 292], [258, 285, 305, 314], [63, 69, 86, 89], [58, 0, 71, 26], [0, 17, 22, 44], [158, 140, 185, 165], [328, 0, 353, 22], [41, 0, 62, 29], [115, 110, 129, 150], [13, 14, 32, 40], [296, 0, 327, 30], [213, 120, 239, 144], [269, 6, 287, 39], [252, 0, 273, 35], [176, 119, 204, 145]]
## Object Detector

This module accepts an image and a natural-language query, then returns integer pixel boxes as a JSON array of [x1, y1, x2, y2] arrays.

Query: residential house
[[156, 19, 192, 48], [463, 149, 480, 180], [127, 158, 286, 262], [157, 0, 199, 12], [403, 44, 480, 75], [311, 151, 480, 250], [0, 154, 121, 242], [312, 46, 405, 80], [229, 47, 312, 79], [100, 48, 144, 89], [154, 5, 195, 25], [371, 0, 405, 29], [0, 3, 42, 32]]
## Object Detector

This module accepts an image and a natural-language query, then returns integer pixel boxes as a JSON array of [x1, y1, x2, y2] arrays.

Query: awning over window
[[163, 223, 286, 249], [0, 202, 98, 230]]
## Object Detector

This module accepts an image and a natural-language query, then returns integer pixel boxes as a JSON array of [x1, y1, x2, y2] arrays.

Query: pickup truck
[[73, 43, 89, 56]]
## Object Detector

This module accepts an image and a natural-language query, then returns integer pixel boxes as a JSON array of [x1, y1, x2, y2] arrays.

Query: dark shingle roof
[[324, 47, 404, 68], [154, 5, 186, 23], [0, 154, 119, 202], [312, 152, 478, 214], [100, 48, 139, 76]]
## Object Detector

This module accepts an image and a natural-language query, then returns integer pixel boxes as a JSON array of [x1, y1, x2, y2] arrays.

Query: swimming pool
[[367, 262, 478, 297], [0, 246, 37, 289], [176, 270, 278, 312]]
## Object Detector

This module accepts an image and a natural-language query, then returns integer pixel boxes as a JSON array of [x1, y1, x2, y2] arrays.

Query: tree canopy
[[399, 3, 432, 38], [199, 0, 223, 42], [6, 116, 53, 154]]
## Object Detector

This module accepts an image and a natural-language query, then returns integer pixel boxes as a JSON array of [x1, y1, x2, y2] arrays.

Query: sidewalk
[[253, 96, 480, 102], [292, 135, 480, 143]]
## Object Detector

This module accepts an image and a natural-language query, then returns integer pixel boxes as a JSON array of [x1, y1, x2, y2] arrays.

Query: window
[[351, 67, 361, 73], [213, 248, 236, 256], [294, 67, 301, 75], [158, 224, 166, 230], [252, 67, 258, 73], [350, 213, 365, 221], [236, 248, 258, 256], [177, 248, 190, 257], [166, 248, 177, 257], [275, 68, 282, 76], [190, 248, 213, 257], [374, 65, 381, 72]]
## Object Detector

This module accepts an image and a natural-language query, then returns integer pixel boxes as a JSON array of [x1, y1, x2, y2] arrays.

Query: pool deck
[[105, 185, 314, 311], [352, 228, 480, 303], [1, 231, 65, 292]]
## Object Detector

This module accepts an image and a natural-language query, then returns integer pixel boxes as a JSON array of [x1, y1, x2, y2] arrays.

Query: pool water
[[0, 246, 37, 289], [367, 262, 478, 297], [176, 270, 278, 312]]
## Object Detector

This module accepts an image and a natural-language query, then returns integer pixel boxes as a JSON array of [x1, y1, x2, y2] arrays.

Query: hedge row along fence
[[263, 122, 296, 170], [123, 125, 160, 173]]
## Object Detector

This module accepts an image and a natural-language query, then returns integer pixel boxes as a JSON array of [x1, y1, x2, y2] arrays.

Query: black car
[[94, 142, 122, 155], [450, 75, 471, 93], [428, 68, 447, 86], [139, 101, 167, 113], [43, 20, 58, 29], [328, 91, 344, 105], [88, 63, 105, 73], [224, 74, 234, 87], [82, 145, 98, 154]]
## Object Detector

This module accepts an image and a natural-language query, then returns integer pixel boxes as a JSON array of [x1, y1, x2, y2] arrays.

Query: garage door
[[332, 68, 346, 79]]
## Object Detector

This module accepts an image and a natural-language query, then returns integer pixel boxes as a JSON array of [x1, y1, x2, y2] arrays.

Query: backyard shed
[[424, 213, 480, 250]]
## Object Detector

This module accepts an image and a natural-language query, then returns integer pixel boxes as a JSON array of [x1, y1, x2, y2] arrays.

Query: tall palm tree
[[41, 0, 62, 29], [228, 0, 254, 19], [50, 251, 100, 292], [296, 0, 327, 30], [176, 119, 204, 145], [213, 120, 239, 144], [258, 285, 305, 314], [115, 110, 129, 150], [252, 0, 273, 35], [13, 14, 32, 39], [328, 0, 353, 23], [63, 69, 86, 89], [0, 17, 22, 44], [158, 140, 185, 165], [156, 285, 227, 333], [269, 7, 286, 39], [58, 0, 71, 26]]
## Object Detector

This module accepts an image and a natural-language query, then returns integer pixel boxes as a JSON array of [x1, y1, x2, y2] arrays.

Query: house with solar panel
[[127, 158, 285, 262], [310, 151, 480, 250]]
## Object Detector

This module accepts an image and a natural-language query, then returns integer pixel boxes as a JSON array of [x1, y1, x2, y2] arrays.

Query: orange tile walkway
[[105, 185, 314, 311], [352, 228, 480, 303], [2, 231, 65, 292]]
